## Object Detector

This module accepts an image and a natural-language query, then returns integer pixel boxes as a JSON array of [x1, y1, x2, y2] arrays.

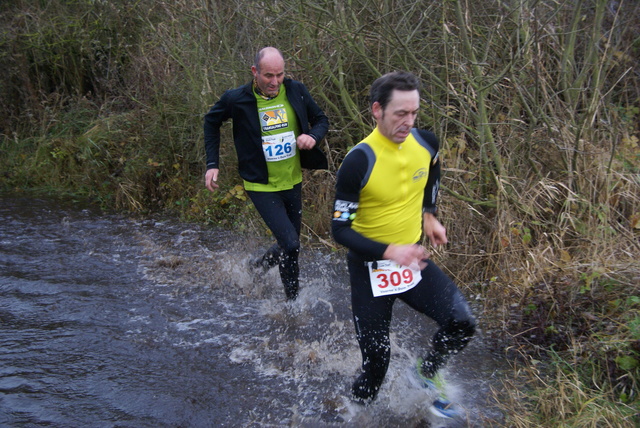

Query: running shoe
[[414, 357, 445, 390], [248, 255, 268, 272], [248, 252, 278, 273], [414, 358, 459, 419], [429, 397, 459, 419], [255, 245, 283, 271]]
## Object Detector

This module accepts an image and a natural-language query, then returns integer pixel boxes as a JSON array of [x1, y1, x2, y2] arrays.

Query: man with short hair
[[204, 47, 329, 300], [331, 71, 475, 414]]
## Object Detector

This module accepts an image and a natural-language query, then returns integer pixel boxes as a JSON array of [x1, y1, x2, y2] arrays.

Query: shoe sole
[[429, 404, 459, 419]]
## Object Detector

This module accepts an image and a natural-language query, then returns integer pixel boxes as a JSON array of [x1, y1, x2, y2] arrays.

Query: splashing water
[[0, 194, 505, 427]]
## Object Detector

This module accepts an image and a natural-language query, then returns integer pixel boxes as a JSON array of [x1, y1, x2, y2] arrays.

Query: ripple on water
[[0, 194, 506, 427]]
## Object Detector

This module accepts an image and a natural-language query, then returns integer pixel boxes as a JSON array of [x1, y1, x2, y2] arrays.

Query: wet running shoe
[[248, 252, 278, 273], [414, 358, 444, 389], [429, 397, 459, 419], [249, 244, 282, 273], [248, 255, 268, 272], [414, 358, 459, 419]]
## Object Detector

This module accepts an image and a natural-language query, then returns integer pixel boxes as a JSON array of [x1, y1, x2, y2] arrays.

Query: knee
[[451, 294, 476, 338], [281, 238, 300, 255], [433, 318, 475, 355], [435, 301, 476, 347]]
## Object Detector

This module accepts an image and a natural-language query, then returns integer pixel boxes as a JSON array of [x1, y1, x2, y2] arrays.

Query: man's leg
[[402, 262, 476, 377], [247, 184, 302, 300], [348, 254, 395, 403], [277, 184, 302, 299]]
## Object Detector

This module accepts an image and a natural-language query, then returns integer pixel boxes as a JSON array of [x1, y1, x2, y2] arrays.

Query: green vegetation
[[1, 0, 638, 425]]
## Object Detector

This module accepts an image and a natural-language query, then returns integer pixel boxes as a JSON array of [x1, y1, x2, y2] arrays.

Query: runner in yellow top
[[346, 125, 436, 245], [332, 72, 476, 414]]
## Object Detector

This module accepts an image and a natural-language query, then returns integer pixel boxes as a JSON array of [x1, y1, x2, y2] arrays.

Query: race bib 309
[[367, 260, 422, 297]]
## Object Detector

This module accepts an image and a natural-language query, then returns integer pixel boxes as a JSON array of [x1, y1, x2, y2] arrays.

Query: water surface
[[0, 194, 505, 427]]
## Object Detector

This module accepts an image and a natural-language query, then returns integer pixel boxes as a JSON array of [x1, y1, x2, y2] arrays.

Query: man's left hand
[[423, 213, 448, 247], [296, 134, 316, 150]]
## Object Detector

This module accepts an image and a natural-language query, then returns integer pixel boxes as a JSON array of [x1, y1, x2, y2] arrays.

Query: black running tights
[[247, 183, 302, 298], [347, 252, 476, 401]]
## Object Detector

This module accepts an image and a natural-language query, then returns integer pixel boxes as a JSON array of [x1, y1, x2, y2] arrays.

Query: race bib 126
[[262, 131, 296, 162], [367, 260, 422, 297]]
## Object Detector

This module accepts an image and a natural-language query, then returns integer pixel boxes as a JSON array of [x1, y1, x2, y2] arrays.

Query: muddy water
[[0, 194, 506, 427]]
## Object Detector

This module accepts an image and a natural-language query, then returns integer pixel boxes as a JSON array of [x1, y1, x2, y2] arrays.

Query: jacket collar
[[242, 77, 292, 96]]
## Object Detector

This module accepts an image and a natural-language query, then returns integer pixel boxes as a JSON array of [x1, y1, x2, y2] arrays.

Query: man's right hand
[[205, 168, 219, 192], [383, 243, 430, 270]]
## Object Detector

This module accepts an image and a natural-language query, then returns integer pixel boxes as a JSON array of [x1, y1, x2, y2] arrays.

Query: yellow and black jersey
[[332, 127, 440, 259]]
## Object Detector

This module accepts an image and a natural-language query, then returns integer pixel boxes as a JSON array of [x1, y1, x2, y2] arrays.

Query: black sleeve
[[302, 84, 329, 143], [203, 91, 232, 170], [418, 130, 441, 215], [331, 148, 389, 259]]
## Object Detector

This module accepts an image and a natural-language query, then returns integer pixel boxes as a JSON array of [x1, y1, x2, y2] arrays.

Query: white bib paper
[[262, 131, 296, 162], [367, 260, 422, 297]]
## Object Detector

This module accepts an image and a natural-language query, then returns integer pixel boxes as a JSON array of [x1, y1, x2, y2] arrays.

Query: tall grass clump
[[1, 0, 639, 425]]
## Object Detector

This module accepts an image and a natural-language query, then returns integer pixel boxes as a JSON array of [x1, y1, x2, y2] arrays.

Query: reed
[[1, 0, 639, 424]]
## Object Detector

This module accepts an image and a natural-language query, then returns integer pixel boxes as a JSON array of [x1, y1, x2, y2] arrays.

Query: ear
[[372, 101, 383, 121], [251, 65, 258, 77]]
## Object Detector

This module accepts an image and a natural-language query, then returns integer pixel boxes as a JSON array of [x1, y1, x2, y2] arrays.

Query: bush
[[1, 1, 639, 424]]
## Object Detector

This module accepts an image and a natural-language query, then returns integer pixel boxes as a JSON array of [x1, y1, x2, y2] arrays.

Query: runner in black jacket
[[203, 47, 329, 300]]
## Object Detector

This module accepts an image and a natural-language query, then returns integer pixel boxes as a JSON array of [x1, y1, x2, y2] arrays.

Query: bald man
[[203, 47, 329, 300]]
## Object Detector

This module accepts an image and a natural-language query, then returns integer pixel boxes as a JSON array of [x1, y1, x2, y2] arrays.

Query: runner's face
[[252, 55, 285, 97], [373, 89, 420, 143]]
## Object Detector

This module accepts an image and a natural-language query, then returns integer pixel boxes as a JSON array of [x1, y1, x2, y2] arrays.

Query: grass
[[1, 0, 639, 425]]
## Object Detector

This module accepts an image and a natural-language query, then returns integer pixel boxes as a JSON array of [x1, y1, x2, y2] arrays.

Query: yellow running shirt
[[333, 127, 438, 248]]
